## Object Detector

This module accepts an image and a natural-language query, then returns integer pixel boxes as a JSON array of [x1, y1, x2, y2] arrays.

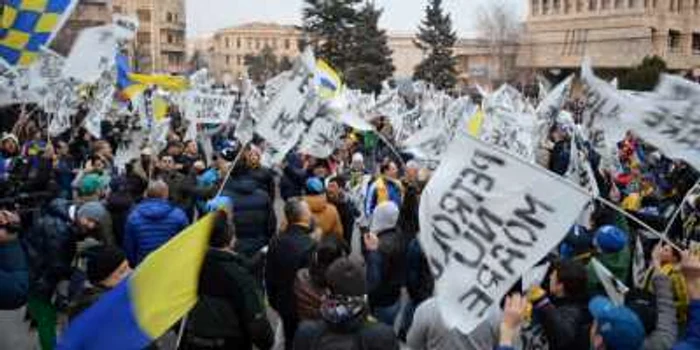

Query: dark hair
[[554, 259, 588, 301], [284, 198, 306, 224], [210, 211, 234, 248], [310, 237, 347, 288], [380, 160, 396, 174]]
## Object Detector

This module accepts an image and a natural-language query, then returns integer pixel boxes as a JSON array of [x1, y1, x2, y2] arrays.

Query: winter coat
[[673, 301, 700, 350], [330, 194, 359, 245], [280, 153, 306, 200], [265, 224, 315, 320], [0, 240, 28, 309], [67, 285, 109, 321], [549, 140, 570, 176], [644, 264, 689, 331], [22, 198, 76, 298], [645, 274, 678, 350], [399, 179, 421, 241], [106, 192, 135, 247], [185, 249, 273, 350], [123, 198, 189, 266], [364, 176, 403, 218], [223, 166, 276, 257], [533, 297, 592, 350], [587, 245, 632, 294], [366, 227, 406, 309], [406, 239, 433, 304], [294, 319, 399, 350], [305, 195, 344, 243], [294, 268, 324, 321]]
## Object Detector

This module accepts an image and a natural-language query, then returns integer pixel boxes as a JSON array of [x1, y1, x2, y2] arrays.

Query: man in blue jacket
[[123, 180, 189, 266]]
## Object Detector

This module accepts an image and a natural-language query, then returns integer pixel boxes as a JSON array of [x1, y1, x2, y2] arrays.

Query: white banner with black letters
[[184, 91, 235, 124], [418, 131, 588, 335]]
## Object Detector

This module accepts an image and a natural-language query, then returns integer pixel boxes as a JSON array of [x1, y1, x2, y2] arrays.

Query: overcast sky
[[186, 0, 524, 38]]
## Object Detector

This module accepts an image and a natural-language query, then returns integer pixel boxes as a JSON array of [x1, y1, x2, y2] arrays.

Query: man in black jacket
[[327, 176, 359, 246], [183, 210, 273, 350], [265, 198, 316, 350], [529, 259, 592, 350]]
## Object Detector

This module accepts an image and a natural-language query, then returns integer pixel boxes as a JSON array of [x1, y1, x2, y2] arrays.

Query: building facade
[[518, 0, 700, 70], [52, 0, 113, 56], [210, 22, 302, 83], [113, 0, 187, 74], [186, 34, 215, 71]]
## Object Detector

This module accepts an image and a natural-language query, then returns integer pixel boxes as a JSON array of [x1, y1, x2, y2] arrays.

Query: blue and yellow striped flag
[[57, 212, 217, 350], [0, 0, 77, 66], [314, 59, 342, 100]]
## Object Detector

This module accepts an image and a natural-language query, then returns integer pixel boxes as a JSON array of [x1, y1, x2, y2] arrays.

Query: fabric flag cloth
[[58, 213, 217, 350], [116, 53, 146, 100], [0, 0, 77, 66], [467, 107, 485, 137], [418, 129, 589, 335], [591, 257, 629, 306], [314, 59, 342, 100], [632, 235, 647, 289], [130, 73, 189, 92]]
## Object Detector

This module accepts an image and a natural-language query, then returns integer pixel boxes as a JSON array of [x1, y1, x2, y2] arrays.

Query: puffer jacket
[[223, 166, 276, 257], [365, 176, 403, 218], [123, 198, 189, 266], [0, 239, 28, 309], [305, 195, 344, 243], [366, 227, 406, 309], [22, 198, 76, 298]]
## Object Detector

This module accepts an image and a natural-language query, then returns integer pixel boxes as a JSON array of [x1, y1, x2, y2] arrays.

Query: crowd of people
[[0, 86, 700, 350]]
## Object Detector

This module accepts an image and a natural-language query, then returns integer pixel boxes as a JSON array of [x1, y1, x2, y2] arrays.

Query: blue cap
[[306, 177, 325, 195], [205, 196, 233, 213], [589, 296, 645, 350], [594, 225, 627, 254]]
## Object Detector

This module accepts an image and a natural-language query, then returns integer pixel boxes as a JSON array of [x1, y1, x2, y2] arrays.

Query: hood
[[135, 199, 177, 221], [306, 195, 329, 213], [370, 201, 399, 233]]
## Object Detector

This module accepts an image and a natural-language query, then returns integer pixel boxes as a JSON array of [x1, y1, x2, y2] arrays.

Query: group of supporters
[[0, 86, 699, 350]]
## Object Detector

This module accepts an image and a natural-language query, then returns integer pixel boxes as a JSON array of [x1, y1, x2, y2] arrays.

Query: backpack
[[310, 323, 366, 350]]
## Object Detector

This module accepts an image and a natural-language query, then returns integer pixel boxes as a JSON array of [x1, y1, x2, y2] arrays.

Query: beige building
[[52, 0, 113, 56], [210, 22, 302, 82], [186, 34, 215, 70], [113, 0, 187, 74], [518, 0, 700, 70]]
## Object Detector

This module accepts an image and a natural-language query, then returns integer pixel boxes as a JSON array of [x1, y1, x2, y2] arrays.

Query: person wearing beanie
[[364, 201, 406, 326], [68, 245, 131, 321], [293, 257, 400, 350], [304, 177, 344, 243], [587, 225, 632, 294], [76, 201, 115, 245], [589, 296, 646, 350]]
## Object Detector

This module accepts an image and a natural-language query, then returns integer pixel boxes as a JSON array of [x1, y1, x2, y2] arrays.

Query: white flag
[[591, 258, 629, 306], [112, 14, 139, 41], [419, 130, 589, 335], [632, 236, 647, 289], [522, 263, 551, 293], [63, 25, 117, 84], [299, 112, 344, 159], [536, 75, 573, 123], [184, 92, 235, 124]]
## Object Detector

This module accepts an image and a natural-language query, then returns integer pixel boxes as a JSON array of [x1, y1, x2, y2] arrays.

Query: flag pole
[[662, 182, 700, 237], [215, 141, 249, 197], [373, 128, 407, 170]]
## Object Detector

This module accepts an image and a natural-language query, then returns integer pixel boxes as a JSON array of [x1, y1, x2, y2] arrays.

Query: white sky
[[186, 0, 525, 38]]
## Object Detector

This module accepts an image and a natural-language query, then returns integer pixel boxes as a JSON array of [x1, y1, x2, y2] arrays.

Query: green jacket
[[587, 245, 632, 293]]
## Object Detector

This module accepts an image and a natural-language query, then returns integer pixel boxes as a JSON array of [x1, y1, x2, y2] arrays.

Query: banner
[[184, 92, 235, 124], [63, 25, 118, 83], [419, 131, 589, 334], [591, 258, 629, 306], [112, 15, 139, 41], [536, 75, 573, 123], [632, 235, 647, 289], [298, 111, 345, 159], [481, 85, 538, 162]]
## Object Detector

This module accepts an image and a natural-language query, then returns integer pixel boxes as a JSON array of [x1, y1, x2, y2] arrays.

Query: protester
[[640, 243, 679, 349], [0, 210, 27, 310], [400, 237, 434, 340], [674, 251, 700, 349], [123, 180, 189, 266], [182, 210, 274, 350], [265, 198, 316, 350], [589, 296, 646, 350], [364, 201, 406, 326], [496, 294, 531, 350], [399, 160, 422, 242], [293, 257, 400, 350], [586, 224, 631, 293], [643, 243, 689, 331], [365, 160, 403, 218], [304, 177, 344, 242]]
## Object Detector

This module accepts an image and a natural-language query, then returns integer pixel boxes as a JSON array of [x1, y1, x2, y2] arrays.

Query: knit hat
[[352, 153, 364, 164], [589, 296, 645, 350], [306, 177, 325, 195], [77, 201, 109, 223], [370, 201, 399, 233], [594, 225, 627, 254], [87, 245, 127, 285], [78, 174, 106, 197], [325, 257, 366, 297], [0, 133, 19, 147]]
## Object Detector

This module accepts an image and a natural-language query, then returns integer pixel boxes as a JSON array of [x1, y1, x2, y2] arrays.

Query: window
[[602, 0, 610, 9], [167, 34, 173, 44], [166, 12, 173, 22], [577, 0, 585, 11], [113, 5, 122, 13], [532, 0, 540, 15], [137, 9, 151, 22], [226, 37, 230, 48], [670, 0, 675, 11], [237, 55, 242, 65], [693, 33, 700, 54], [553, 0, 561, 12], [255, 39, 261, 49], [668, 29, 682, 52], [628, 0, 637, 8], [284, 39, 290, 50], [226, 55, 230, 65], [543, 0, 550, 14], [273, 38, 278, 48], [589, 0, 597, 11], [564, 0, 572, 13], [677, 0, 684, 11], [695, 0, 700, 12], [236, 37, 241, 48], [137, 32, 151, 45], [247, 39, 252, 49]]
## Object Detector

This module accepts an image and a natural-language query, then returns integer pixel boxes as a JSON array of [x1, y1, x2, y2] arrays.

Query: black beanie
[[87, 245, 126, 285]]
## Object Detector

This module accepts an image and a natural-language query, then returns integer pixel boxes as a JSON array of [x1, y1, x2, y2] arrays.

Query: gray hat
[[370, 201, 399, 233], [77, 202, 109, 222]]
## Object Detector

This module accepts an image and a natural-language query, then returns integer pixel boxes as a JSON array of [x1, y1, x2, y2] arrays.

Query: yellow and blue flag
[[314, 59, 342, 100], [0, 0, 77, 66], [130, 73, 189, 92], [57, 213, 217, 350], [116, 53, 147, 100]]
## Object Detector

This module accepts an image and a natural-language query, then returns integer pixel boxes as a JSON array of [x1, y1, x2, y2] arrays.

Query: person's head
[[310, 236, 347, 289], [326, 177, 345, 201], [76, 202, 108, 233], [351, 153, 364, 171], [90, 155, 106, 173], [166, 141, 184, 157], [56, 141, 69, 156], [549, 259, 588, 300], [1, 133, 20, 155], [140, 147, 153, 165], [306, 177, 325, 196], [93, 140, 113, 160], [380, 160, 399, 179], [405, 160, 420, 181], [589, 296, 645, 350], [658, 244, 682, 265], [209, 210, 235, 250], [159, 155, 176, 170], [594, 225, 627, 255], [320, 257, 369, 325], [184, 140, 198, 155], [370, 201, 400, 233], [146, 180, 169, 200], [245, 145, 262, 168], [87, 245, 131, 288], [285, 197, 311, 226], [78, 174, 106, 199]]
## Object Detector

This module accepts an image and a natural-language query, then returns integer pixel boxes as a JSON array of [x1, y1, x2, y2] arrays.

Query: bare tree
[[477, 0, 521, 84]]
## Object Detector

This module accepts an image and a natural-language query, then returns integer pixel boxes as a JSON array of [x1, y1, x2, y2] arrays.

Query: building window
[[532, 0, 539, 15], [168, 34, 173, 43], [668, 29, 682, 52], [237, 37, 241, 48], [166, 12, 173, 22], [137, 32, 151, 45], [695, 0, 699, 12], [564, 0, 572, 13], [553, 0, 561, 12], [692, 33, 700, 54], [137, 9, 151, 22], [273, 38, 278, 48], [577, 0, 585, 11], [628, 0, 637, 8], [677, 0, 683, 11], [284, 39, 290, 50], [113, 5, 122, 13], [237, 55, 242, 65], [255, 39, 261, 49], [226, 37, 230, 48], [669, 0, 675, 10], [226, 55, 230, 65], [543, 0, 550, 14], [602, 0, 610, 9], [247, 39, 252, 49], [589, 0, 597, 11]]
